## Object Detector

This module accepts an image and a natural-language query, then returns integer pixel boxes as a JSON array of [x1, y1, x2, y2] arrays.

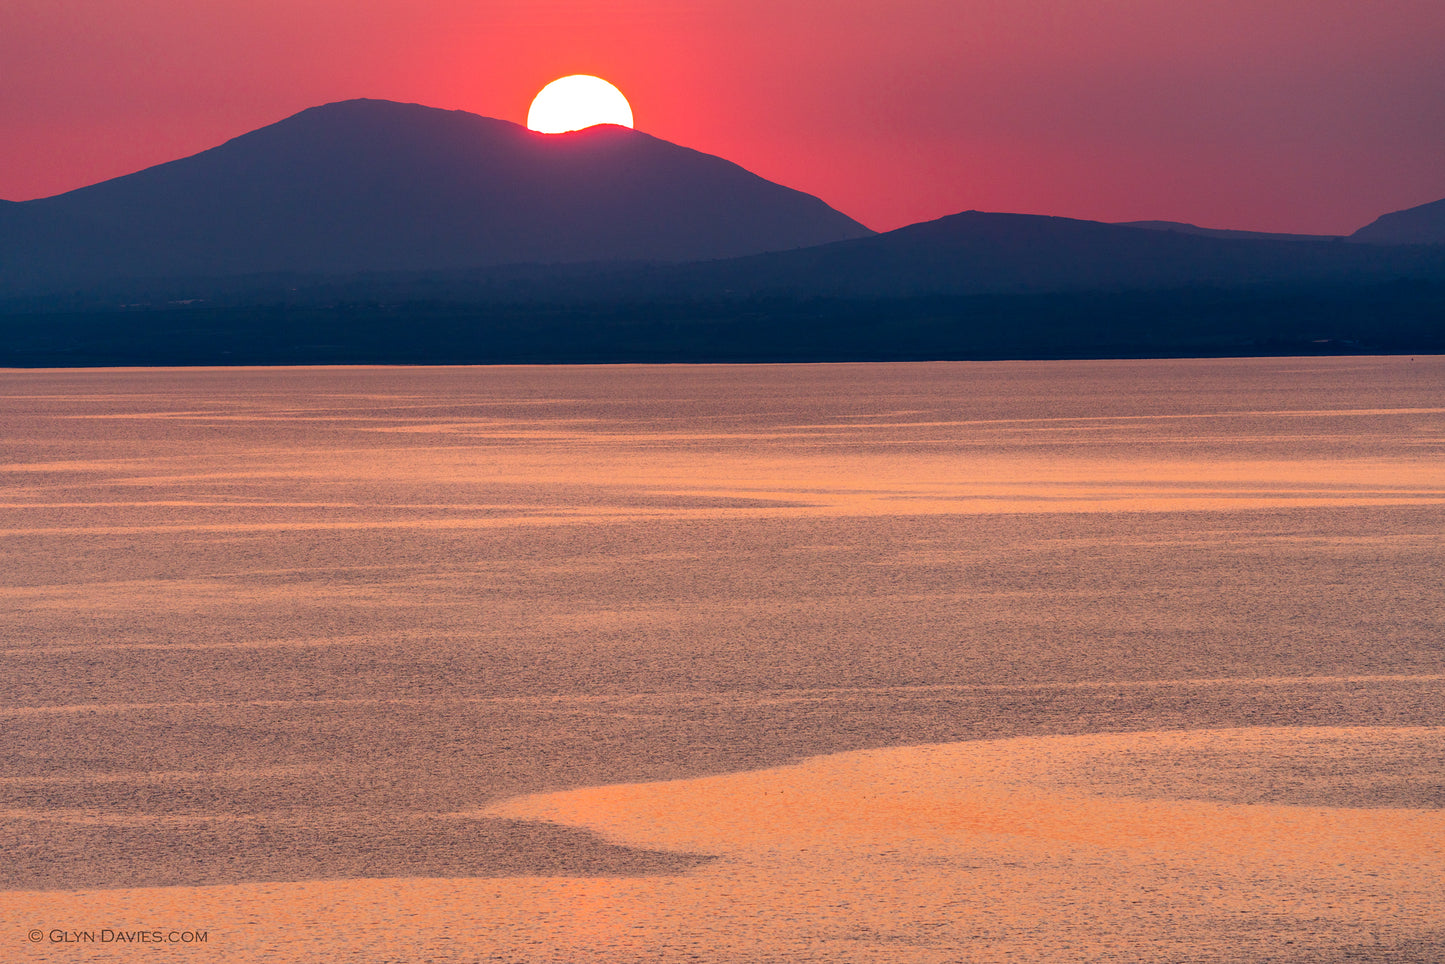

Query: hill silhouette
[[1118, 221, 1338, 243], [3, 102, 1444, 365], [0, 99, 871, 294], [1350, 197, 1445, 245], [10, 209, 1442, 311], [624, 211, 1445, 298]]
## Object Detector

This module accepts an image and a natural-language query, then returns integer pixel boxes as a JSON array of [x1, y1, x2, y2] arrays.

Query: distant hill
[[1119, 220, 1339, 243], [4, 123, 1444, 366], [0, 99, 871, 294], [633, 211, 1445, 298], [1350, 197, 1445, 245], [9, 209, 1444, 314]]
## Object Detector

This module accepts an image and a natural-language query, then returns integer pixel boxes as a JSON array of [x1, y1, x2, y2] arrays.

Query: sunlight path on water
[[468, 727, 1445, 962], [3, 359, 1444, 961], [4, 727, 1442, 962]]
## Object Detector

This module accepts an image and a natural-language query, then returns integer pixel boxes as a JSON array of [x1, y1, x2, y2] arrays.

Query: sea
[[2, 357, 1442, 962]]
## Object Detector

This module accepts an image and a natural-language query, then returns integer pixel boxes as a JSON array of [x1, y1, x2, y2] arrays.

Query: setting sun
[[526, 75, 634, 134]]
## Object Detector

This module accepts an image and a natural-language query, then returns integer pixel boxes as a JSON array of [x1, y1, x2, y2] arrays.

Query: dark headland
[[2, 99, 1442, 365]]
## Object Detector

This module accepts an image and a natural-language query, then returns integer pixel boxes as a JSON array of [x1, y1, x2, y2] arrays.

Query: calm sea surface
[[2, 357, 1442, 961]]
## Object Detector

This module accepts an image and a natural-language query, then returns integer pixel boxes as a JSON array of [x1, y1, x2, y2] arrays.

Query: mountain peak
[[1, 100, 871, 293]]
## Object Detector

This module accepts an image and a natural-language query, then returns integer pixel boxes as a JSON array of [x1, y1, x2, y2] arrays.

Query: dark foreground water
[[1, 358, 1442, 961]]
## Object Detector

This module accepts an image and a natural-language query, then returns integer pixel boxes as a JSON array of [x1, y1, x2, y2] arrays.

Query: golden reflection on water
[[477, 728, 1445, 961], [5, 728, 1441, 962], [3, 359, 1444, 961]]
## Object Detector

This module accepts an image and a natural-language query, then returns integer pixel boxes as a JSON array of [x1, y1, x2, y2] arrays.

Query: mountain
[[630, 211, 1445, 298], [1118, 220, 1339, 243], [5, 209, 1444, 366], [12, 208, 1443, 314], [5, 119, 1444, 365], [0, 99, 872, 294], [1350, 197, 1445, 244]]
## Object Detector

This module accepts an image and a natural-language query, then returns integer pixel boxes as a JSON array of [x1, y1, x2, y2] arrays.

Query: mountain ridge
[[1118, 221, 1340, 243], [615, 210, 1445, 299], [3, 99, 1443, 365], [1351, 197, 1445, 245], [8, 209, 1445, 314], [0, 98, 872, 293]]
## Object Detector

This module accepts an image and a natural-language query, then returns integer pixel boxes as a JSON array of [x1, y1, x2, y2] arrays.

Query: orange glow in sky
[[1, 0, 1442, 233]]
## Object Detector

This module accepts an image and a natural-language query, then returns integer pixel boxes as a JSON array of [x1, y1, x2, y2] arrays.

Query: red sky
[[3, 0, 1442, 233]]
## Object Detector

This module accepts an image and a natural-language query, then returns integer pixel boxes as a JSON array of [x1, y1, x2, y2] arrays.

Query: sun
[[527, 75, 634, 134]]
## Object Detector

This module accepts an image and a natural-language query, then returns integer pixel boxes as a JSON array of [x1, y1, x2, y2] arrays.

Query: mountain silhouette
[[1350, 197, 1445, 244], [0, 99, 871, 293], [4, 208, 1444, 366], [1118, 221, 1339, 243], [633, 210, 1445, 298], [4, 102, 1444, 365]]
